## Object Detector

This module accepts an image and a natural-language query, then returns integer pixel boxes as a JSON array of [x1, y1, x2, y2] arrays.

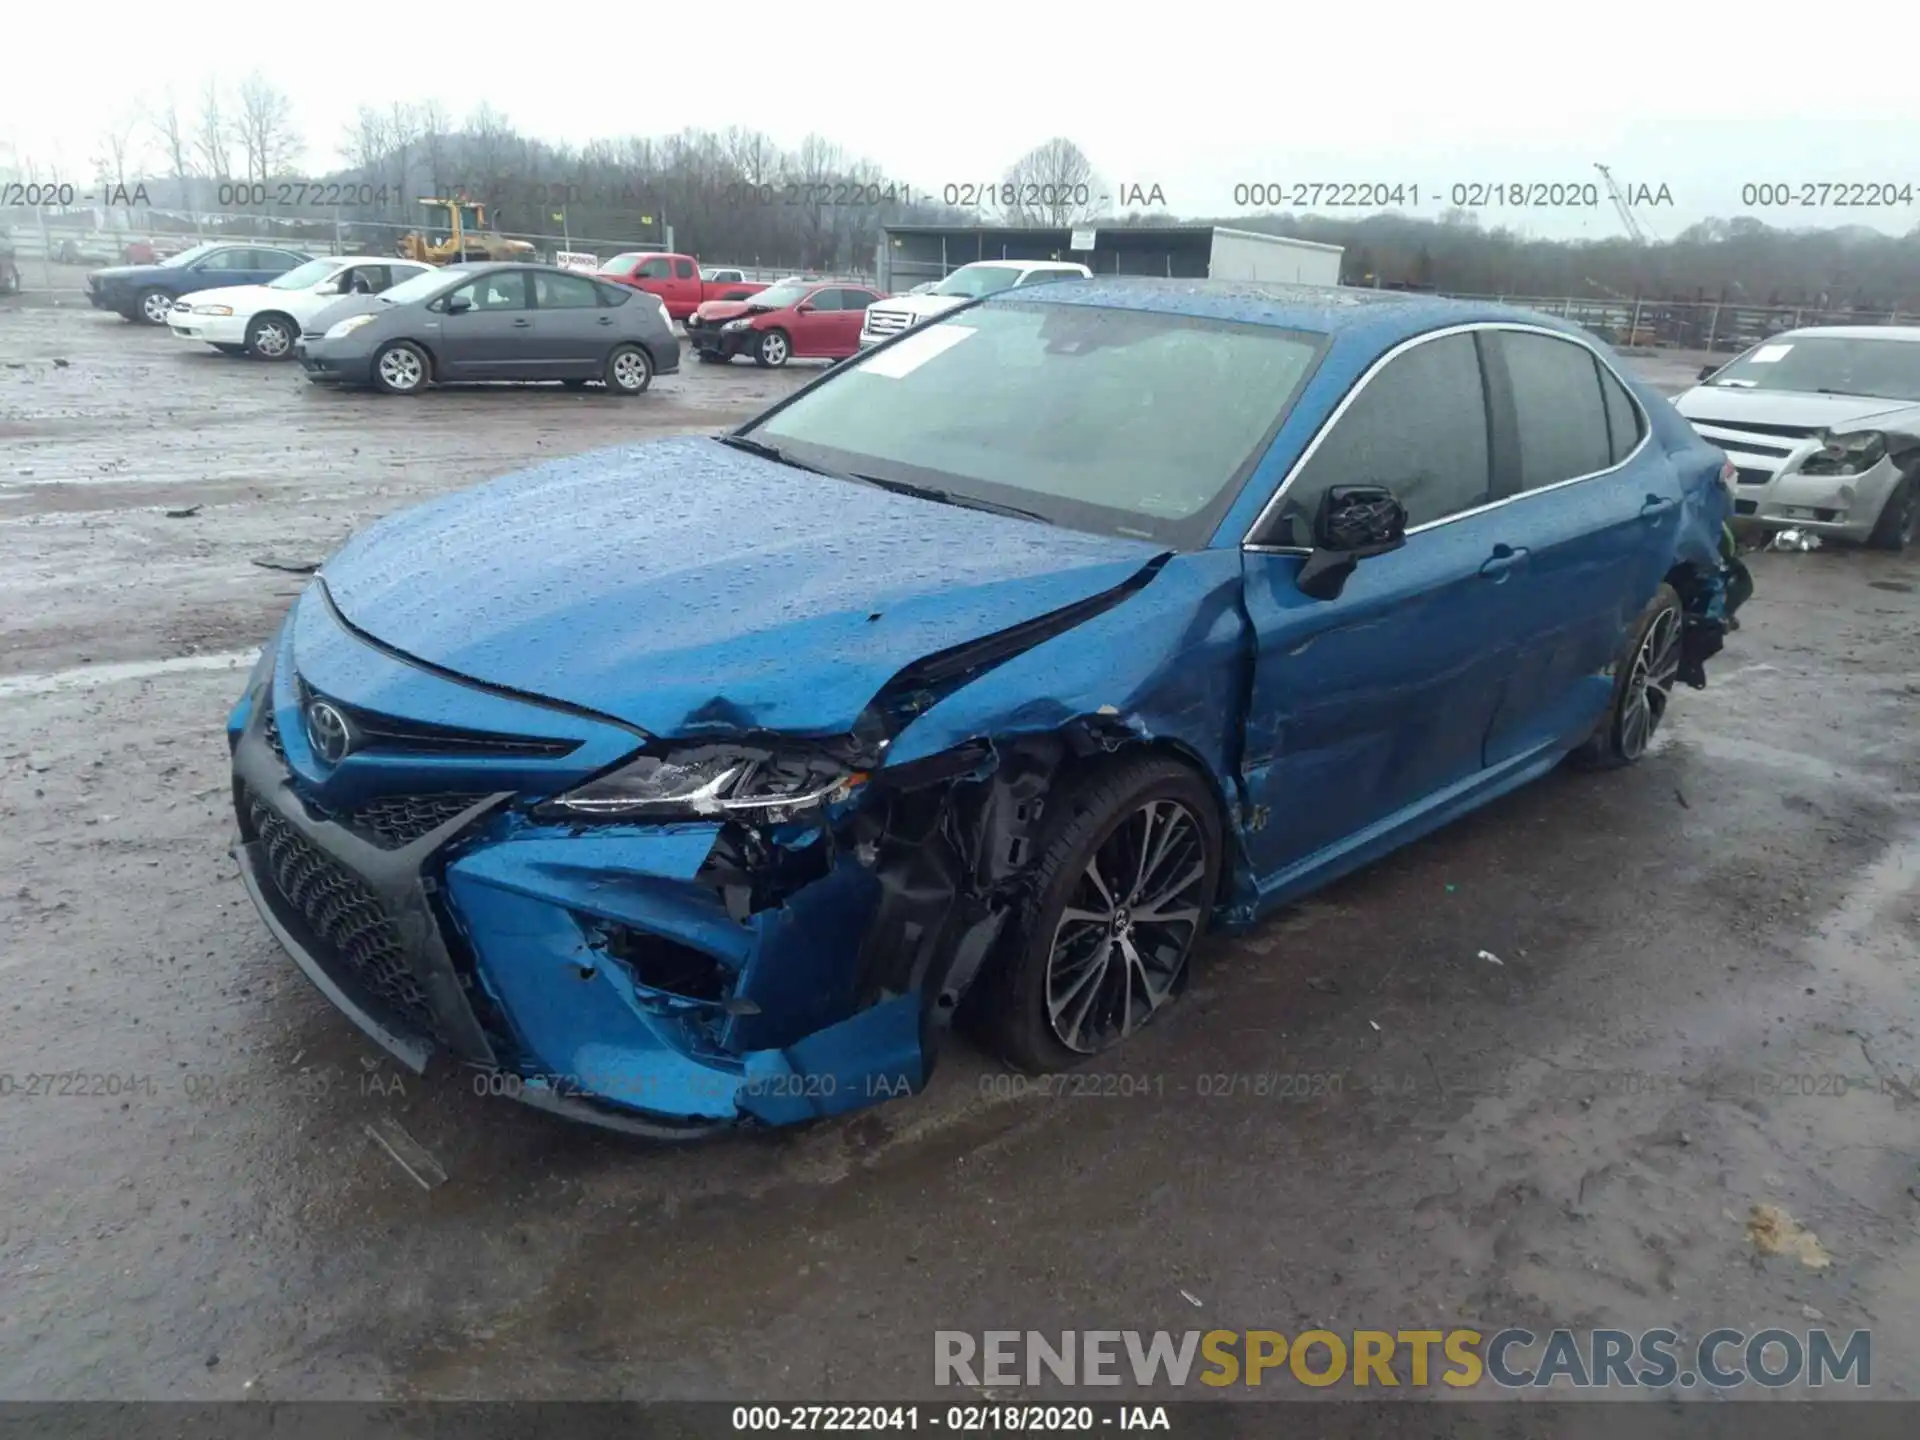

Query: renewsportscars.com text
[[934, 1328, 1870, 1390]]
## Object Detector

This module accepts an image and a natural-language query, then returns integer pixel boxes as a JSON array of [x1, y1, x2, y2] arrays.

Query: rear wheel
[[371, 341, 429, 395], [979, 756, 1221, 1073], [245, 312, 296, 361], [604, 344, 653, 396], [754, 329, 790, 368], [1569, 584, 1683, 770], [135, 289, 173, 325], [1866, 474, 1916, 551]]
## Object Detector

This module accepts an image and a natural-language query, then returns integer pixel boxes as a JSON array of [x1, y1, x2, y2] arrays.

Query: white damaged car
[[1676, 327, 1920, 550], [167, 256, 434, 361]]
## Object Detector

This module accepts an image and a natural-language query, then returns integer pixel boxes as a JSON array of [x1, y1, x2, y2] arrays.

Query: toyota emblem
[[304, 699, 354, 764]]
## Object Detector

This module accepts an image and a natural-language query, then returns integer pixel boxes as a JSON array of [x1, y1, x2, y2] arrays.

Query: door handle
[[597, 316, 614, 326], [1639, 494, 1676, 519], [512, 318, 532, 327], [1479, 544, 1529, 579]]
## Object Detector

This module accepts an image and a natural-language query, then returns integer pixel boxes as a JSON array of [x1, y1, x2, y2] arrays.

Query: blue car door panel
[[1240, 329, 1530, 882], [1475, 329, 1684, 769]]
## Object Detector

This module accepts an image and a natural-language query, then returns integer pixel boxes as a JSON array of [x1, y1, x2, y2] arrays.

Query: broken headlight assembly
[[533, 745, 867, 823], [1800, 430, 1886, 477]]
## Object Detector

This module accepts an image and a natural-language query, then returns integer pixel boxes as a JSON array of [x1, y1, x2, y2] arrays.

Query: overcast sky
[[5, 2, 1918, 241]]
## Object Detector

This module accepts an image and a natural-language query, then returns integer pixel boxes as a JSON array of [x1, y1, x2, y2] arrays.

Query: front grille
[[864, 308, 913, 336], [1735, 467, 1772, 487], [1734, 499, 1758, 515], [347, 793, 487, 849], [248, 794, 436, 1039], [297, 681, 579, 759]]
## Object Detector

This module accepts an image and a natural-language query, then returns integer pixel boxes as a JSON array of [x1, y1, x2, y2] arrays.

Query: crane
[[1595, 163, 1658, 244]]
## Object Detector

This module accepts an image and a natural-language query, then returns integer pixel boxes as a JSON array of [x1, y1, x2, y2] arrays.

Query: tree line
[[62, 99, 1920, 307]]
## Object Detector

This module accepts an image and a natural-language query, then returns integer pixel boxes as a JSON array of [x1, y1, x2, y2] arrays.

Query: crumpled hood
[[319, 436, 1165, 738], [693, 299, 756, 322], [1676, 385, 1920, 435]]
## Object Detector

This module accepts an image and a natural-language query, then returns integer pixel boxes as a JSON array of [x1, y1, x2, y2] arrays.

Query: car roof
[[1761, 325, 1920, 343], [987, 276, 1601, 344], [958, 258, 1086, 271]]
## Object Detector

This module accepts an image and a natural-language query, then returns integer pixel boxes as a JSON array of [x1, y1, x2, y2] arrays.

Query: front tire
[[980, 756, 1221, 1073], [1570, 583, 1683, 770], [371, 341, 429, 395], [754, 329, 790, 368], [135, 289, 173, 325], [245, 312, 296, 361], [1866, 474, 1916, 551], [604, 344, 653, 395]]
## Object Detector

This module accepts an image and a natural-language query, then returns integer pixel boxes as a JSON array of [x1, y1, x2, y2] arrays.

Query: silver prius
[[1676, 326, 1920, 549], [295, 263, 680, 397]]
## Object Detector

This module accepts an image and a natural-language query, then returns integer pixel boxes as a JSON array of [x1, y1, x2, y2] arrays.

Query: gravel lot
[[3, 294, 1919, 1403]]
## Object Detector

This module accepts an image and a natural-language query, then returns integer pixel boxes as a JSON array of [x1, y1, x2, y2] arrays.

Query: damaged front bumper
[[225, 593, 1028, 1135]]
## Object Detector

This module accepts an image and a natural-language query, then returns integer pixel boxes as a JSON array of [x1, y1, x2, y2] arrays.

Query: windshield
[[159, 243, 221, 268], [269, 259, 339, 291], [599, 253, 647, 276], [932, 265, 1024, 299], [745, 302, 1324, 547], [1705, 336, 1920, 403], [378, 267, 465, 306], [747, 280, 813, 310]]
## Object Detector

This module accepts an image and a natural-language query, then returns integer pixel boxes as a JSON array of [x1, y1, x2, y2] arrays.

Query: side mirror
[[796, 302, 815, 313], [313, 281, 340, 296], [444, 296, 472, 315], [1295, 484, 1408, 601], [1697, 364, 1719, 382]]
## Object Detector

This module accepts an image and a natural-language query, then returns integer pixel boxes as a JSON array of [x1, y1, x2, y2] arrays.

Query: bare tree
[[91, 111, 145, 196], [1000, 137, 1101, 226], [790, 133, 845, 268], [386, 102, 421, 217], [195, 78, 233, 183], [417, 99, 451, 201], [235, 71, 301, 183], [146, 89, 195, 206]]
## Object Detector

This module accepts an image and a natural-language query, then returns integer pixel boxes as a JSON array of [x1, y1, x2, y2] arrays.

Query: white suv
[[860, 259, 1092, 350]]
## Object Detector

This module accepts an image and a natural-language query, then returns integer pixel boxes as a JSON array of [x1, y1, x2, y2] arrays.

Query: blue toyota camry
[[228, 279, 1747, 1135]]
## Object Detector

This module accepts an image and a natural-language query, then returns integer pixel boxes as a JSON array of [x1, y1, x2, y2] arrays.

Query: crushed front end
[[227, 581, 1077, 1135]]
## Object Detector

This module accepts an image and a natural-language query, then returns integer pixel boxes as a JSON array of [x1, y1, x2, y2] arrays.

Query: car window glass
[[1597, 362, 1644, 463], [256, 250, 298, 271], [674, 258, 695, 279], [533, 272, 601, 309], [595, 282, 631, 306], [1500, 332, 1614, 489], [449, 274, 526, 311], [835, 289, 877, 311], [637, 257, 672, 279], [804, 289, 842, 311], [340, 265, 384, 295], [197, 249, 249, 271], [1268, 332, 1490, 546]]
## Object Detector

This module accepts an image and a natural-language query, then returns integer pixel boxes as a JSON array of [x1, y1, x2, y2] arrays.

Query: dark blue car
[[87, 241, 309, 325], [227, 279, 1746, 1135]]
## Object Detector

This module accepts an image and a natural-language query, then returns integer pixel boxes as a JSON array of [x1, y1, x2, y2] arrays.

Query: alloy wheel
[[1619, 606, 1681, 760], [377, 346, 424, 392], [762, 333, 788, 365], [252, 319, 291, 358], [612, 349, 649, 391], [1044, 799, 1208, 1054], [141, 291, 172, 324]]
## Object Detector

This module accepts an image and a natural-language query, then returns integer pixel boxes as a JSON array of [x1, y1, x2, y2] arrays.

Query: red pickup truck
[[595, 252, 768, 319]]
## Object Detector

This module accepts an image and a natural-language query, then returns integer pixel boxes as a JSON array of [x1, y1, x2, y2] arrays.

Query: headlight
[[1800, 430, 1886, 477], [722, 318, 753, 332], [191, 303, 233, 316], [534, 745, 867, 822], [324, 313, 378, 339]]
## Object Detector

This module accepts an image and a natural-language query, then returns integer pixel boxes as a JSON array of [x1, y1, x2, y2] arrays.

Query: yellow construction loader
[[397, 199, 537, 265]]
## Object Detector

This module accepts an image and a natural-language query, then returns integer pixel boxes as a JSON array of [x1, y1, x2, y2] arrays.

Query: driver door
[[435, 271, 532, 379], [1238, 329, 1531, 894]]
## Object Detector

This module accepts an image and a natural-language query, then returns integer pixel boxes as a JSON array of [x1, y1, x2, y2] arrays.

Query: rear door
[[435, 271, 532, 379], [670, 256, 700, 316], [529, 269, 615, 375], [828, 288, 880, 355], [247, 248, 307, 285], [1477, 327, 1679, 767], [1239, 329, 1533, 889]]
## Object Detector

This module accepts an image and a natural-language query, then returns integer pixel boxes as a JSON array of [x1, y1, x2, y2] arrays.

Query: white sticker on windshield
[[1749, 343, 1793, 363], [860, 324, 976, 378]]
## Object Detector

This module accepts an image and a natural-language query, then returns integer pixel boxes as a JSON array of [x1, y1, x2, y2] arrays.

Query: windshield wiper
[[852, 474, 1048, 523], [716, 433, 864, 482]]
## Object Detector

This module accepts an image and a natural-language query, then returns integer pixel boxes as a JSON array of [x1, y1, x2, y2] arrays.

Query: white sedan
[[167, 256, 434, 360]]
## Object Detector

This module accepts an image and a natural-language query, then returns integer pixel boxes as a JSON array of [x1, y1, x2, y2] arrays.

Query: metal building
[[876, 224, 1344, 292]]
